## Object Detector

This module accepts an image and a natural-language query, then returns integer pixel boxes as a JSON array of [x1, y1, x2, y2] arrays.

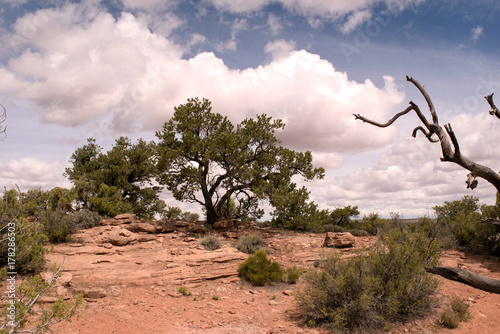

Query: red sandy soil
[[11, 225, 500, 334]]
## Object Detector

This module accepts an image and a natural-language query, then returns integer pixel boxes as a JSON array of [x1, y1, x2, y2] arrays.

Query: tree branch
[[425, 267, 500, 294], [353, 76, 500, 193], [485, 93, 500, 119]]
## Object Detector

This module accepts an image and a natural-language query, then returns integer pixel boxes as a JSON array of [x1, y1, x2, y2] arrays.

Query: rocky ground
[[8, 214, 500, 333]]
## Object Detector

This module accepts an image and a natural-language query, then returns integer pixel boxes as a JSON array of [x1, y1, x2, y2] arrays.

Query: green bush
[[438, 294, 472, 329], [74, 209, 102, 229], [323, 224, 346, 233], [450, 294, 472, 322], [238, 249, 284, 286], [296, 227, 440, 331], [439, 308, 459, 329], [178, 286, 191, 296], [348, 229, 371, 237], [0, 218, 49, 273], [200, 235, 221, 251], [236, 234, 266, 254], [286, 265, 303, 284], [434, 195, 500, 254]]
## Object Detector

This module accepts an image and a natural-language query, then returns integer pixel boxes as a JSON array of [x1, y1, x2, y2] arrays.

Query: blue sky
[[1, 0, 500, 218]]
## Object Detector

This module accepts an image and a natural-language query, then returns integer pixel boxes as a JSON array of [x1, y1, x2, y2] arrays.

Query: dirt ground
[[22, 226, 500, 333]]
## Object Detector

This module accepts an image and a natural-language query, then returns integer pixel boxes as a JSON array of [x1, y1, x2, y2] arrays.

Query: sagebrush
[[296, 226, 440, 331]]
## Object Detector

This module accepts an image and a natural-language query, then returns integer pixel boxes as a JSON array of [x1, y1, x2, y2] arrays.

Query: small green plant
[[178, 286, 191, 296], [271, 294, 277, 300], [439, 308, 460, 329], [450, 294, 472, 321], [438, 294, 472, 329], [286, 265, 303, 284], [212, 295, 219, 300], [238, 248, 284, 286], [236, 234, 266, 254], [313, 259, 320, 268], [200, 234, 222, 251]]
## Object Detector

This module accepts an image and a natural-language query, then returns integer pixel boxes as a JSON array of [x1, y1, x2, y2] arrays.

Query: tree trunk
[[425, 267, 500, 294], [204, 203, 218, 226]]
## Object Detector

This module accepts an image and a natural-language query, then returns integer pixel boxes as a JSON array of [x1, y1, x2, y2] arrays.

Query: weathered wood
[[425, 266, 500, 294], [354, 76, 500, 193]]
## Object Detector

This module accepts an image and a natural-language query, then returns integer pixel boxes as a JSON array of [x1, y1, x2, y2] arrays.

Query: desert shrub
[[286, 265, 303, 284], [178, 286, 191, 296], [348, 229, 371, 237], [296, 227, 440, 331], [200, 235, 221, 251], [74, 209, 102, 229], [434, 195, 500, 254], [181, 212, 199, 222], [438, 294, 472, 329], [323, 224, 346, 233], [40, 209, 77, 243], [450, 294, 472, 322], [236, 234, 266, 254], [238, 249, 284, 286], [0, 265, 83, 333], [439, 308, 459, 329], [359, 212, 387, 235], [0, 218, 49, 274]]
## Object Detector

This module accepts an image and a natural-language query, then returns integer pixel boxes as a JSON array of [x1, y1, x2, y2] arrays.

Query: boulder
[[136, 234, 157, 243], [74, 288, 107, 299], [152, 219, 176, 233], [173, 220, 190, 227], [125, 222, 156, 234], [213, 219, 238, 229], [99, 218, 115, 226], [58, 272, 73, 286], [187, 223, 208, 233], [114, 213, 138, 220], [105, 229, 136, 246], [323, 232, 355, 248]]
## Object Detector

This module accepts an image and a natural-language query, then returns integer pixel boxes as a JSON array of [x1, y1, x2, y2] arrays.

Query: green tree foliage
[[0, 264, 83, 333], [155, 97, 324, 225], [434, 195, 500, 254], [65, 137, 165, 218], [297, 226, 440, 331]]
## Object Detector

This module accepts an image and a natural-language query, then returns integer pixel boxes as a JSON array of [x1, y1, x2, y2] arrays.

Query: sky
[[1, 0, 500, 219]]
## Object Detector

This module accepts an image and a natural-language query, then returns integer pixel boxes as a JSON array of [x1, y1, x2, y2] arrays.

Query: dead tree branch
[[354, 76, 500, 193], [485, 93, 500, 119], [425, 267, 500, 294]]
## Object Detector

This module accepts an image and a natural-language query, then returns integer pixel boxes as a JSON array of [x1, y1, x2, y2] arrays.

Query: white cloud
[[0, 157, 70, 191], [267, 13, 283, 35], [0, 4, 405, 153], [264, 39, 297, 61], [204, 0, 425, 26], [471, 25, 483, 44], [305, 109, 500, 217], [340, 9, 372, 34], [119, 0, 179, 11]]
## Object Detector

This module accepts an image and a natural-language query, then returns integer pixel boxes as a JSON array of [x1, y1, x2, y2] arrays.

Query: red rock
[[323, 232, 355, 248]]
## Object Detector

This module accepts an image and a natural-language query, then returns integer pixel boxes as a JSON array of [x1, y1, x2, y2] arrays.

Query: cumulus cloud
[[0, 3, 405, 154], [305, 109, 500, 217], [0, 157, 71, 190], [264, 39, 297, 61]]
